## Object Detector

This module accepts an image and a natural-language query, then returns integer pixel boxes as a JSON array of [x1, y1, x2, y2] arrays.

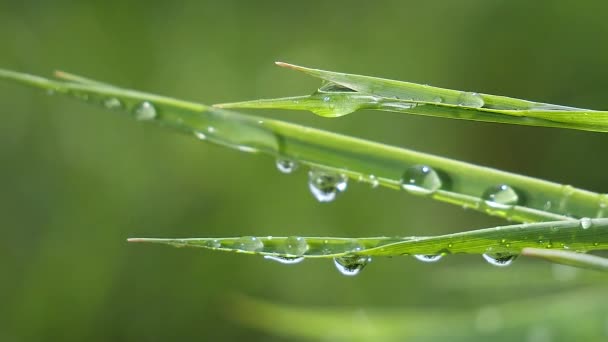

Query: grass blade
[[1, 68, 606, 222], [127, 218, 608, 260], [522, 248, 608, 272], [216, 62, 608, 132]]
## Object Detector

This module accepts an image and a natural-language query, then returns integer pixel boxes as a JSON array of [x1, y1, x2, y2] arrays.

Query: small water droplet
[[133, 101, 157, 121], [194, 132, 207, 140], [276, 159, 298, 174], [580, 217, 592, 229], [235, 236, 264, 252], [333, 255, 371, 276], [482, 184, 519, 209], [283, 236, 308, 256], [264, 255, 304, 264], [206, 239, 222, 248], [433, 96, 443, 103], [401, 165, 442, 195], [457, 92, 484, 108], [482, 253, 517, 267], [368, 174, 379, 188], [414, 254, 443, 263], [308, 169, 348, 202], [323, 96, 331, 102], [103, 97, 123, 110]]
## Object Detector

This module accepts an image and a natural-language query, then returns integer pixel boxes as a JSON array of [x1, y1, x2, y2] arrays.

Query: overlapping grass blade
[[230, 289, 608, 342], [128, 218, 608, 260], [1, 68, 606, 222], [522, 248, 608, 271], [215, 62, 608, 132]]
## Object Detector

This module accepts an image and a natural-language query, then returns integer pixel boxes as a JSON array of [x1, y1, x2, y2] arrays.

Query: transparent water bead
[[580, 217, 592, 230], [308, 169, 348, 202], [264, 255, 304, 264], [206, 239, 222, 248], [457, 92, 484, 108], [333, 255, 372, 276], [235, 236, 264, 252], [414, 254, 443, 263], [276, 158, 298, 174], [400, 165, 442, 195], [283, 236, 309, 256], [194, 131, 207, 140], [482, 184, 519, 209], [133, 101, 157, 121], [482, 253, 517, 267], [103, 97, 123, 110]]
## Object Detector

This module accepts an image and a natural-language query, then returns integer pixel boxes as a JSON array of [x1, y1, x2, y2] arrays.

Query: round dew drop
[[401, 165, 442, 195], [580, 217, 592, 229], [457, 92, 485, 108], [482, 253, 517, 267], [276, 158, 298, 174], [308, 169, 348, 203], [283, 236, 309, 256], [103, 97, 123, 110], [482, 184, 519, 209], [414, 254, 443, 263], [235, 236, 264, 252], [133, 101, 157, 121], [333, 255, 372, 276]]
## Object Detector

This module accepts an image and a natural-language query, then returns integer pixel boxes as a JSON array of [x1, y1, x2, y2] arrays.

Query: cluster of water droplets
[[307, 169, 348, 202]]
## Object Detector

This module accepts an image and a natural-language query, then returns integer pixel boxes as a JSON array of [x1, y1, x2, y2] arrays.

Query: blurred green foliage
[[1, 1, 607, 341]]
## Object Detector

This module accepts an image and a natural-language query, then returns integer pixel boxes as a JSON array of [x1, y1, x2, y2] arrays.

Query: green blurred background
[[1, 1, 607, 341]]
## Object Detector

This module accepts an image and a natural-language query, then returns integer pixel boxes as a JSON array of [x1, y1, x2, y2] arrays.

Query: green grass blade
[[230, 289, 608, 341], [522, 248, 608, 271], [216, 62, 608, 132], [127, 218, 608, 261], [1, 68, 607, 222]]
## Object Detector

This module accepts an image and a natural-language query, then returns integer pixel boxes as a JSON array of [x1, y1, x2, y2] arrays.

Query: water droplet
[[283, 236, 308, 256], [308, 169, 348, 202], [433, 96, 443, 103], [276, 159, 298, 174], [194, 132, 207, 140], [235, 236, 264, 252], [368, 174, 379, 188], [414, 254, 443, 263], [482, 253, 517, 267], [333, 255, 371, 276], [206, 239, 222, 248], [457, 92, 484, 108], [323, 96, 331, 102], [134, 101, 157, 121], [580, 217, 592, 229], [103, 97, 123, 110], [597, 194, 608, 218], [264, 255, 304, 264], [400, 165, 442, 195], [482, 184, 519, 209]]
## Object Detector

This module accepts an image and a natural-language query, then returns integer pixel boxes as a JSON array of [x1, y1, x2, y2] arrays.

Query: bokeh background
[[1, 1, 607, 341]]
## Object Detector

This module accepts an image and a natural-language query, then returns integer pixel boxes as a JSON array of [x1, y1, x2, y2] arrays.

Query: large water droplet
[[482, 184, 519, 209], [235, 236, 264, 252], [580, 217, 592, 229], [206, 239, 222, 248], [134, 101, 157, 121], [401, 165, 442, 195], [457, 92, 484, 108], [333, 255, 372, 276], [308, 169, 348, 202], [264, 255, 304, 264], [414, 254, 443, 263], [283, 236, 309, 256], [276, 158, 298, 174], [482, 253, 517, 267]]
